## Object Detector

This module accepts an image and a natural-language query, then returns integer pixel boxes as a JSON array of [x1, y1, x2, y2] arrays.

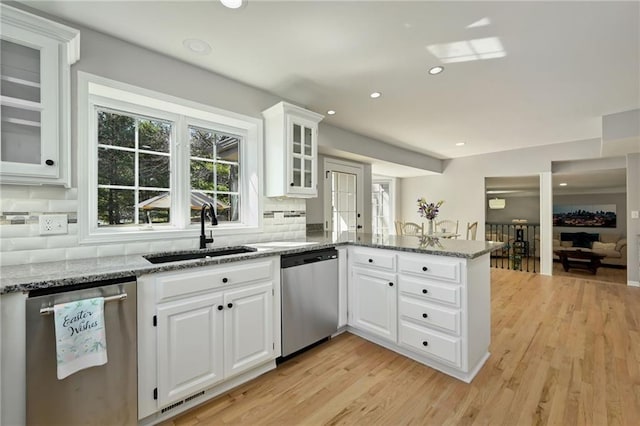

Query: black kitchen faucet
[[199, 203, 218, 249]]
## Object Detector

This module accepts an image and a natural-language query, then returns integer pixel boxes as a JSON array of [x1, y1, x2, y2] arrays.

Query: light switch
[[631, 210, 639, 219]]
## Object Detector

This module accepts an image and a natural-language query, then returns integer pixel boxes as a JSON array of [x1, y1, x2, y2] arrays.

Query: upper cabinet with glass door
[[0, 4, 79, 186], [262, 101, 323, 198]]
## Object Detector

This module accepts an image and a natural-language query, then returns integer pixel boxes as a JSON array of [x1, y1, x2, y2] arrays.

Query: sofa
[[552, 232, 627, 266]]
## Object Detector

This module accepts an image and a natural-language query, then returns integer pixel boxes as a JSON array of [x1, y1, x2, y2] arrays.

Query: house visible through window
[[189, 126, 240, 223]]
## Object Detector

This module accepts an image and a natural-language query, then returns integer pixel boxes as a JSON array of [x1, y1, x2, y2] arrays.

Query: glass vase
[[427, 219, 434, 235]]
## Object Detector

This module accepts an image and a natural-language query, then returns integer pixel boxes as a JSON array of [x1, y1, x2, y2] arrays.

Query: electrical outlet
[[632, 210, 639, 219], [39, 214, 68, 235]]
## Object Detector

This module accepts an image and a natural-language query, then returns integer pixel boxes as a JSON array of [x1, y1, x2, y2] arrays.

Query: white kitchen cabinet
[[262, 101, 323, 198], [224, 282, 274, 377], [137, 257, 280, 422], [156, 292, 225, 407], [346, 247, 491, 383], [349, 266, 397, 343], [0, 4, 79, 186]]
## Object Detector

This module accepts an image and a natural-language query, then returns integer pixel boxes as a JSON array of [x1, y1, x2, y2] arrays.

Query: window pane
[[139, 153, 170, 188], [138, 190, 170, 224], [139, 119, 170, 153], [98, 147, 134, 186], [190, 127, 215, 159], [190, 160, 214, 190], [98, 111, 135, 148], [293, 124, 301, 154], [216, 193, 239, 223], [98, 188, 134, 226], [216, 135, 239, 162], [216, 163, 239, 192], [304, 126, 312, 155]]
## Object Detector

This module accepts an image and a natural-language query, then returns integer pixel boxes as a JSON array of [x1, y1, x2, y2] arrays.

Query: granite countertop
[[0, 232, 503, 294]]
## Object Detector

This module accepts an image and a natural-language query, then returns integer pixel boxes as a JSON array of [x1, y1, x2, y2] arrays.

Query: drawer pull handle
[[422, 266, 428, 272], [217, 305, 223, 311], [368, 258, 373, 263], [388, 282, 394, 287], [422, 289, 428, 294], [227, 303, 233, 309], [222, 277, 228, 283], [422, 313, 428, 318], [422, 341, 429, 347]]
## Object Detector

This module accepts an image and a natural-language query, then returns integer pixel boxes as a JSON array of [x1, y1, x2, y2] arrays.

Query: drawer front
[[399, 296, 461, 335], [350, 247, 395, 271], [398, 254, 461, 283], [156, 259, 274, 302], [399, 321, 461, 367], [398, 276, 461, 308]]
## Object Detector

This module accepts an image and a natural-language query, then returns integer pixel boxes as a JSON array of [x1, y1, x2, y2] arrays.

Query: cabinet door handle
[[422, 289, 428, 294], [290, 182, 294, 186], [217, 305, 223, 311], [422, 266, 428, 272], [227, 303, 233, 309], [368, 258, 373, 263], [222, 277, 228, 283], [45, 159, 55, 166], [422, 341, 429, 347], [422, 313, 428, 318], [388, 282, 394, 287]]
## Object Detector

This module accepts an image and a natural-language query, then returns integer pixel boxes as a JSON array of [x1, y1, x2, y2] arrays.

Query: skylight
[[426, 37, 506, 64]]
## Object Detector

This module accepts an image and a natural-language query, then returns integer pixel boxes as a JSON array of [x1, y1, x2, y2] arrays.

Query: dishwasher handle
[[39, 293, 128, 315], [281, 248, 338, 268]]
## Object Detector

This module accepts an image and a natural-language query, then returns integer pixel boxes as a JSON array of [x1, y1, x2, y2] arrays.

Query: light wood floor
[[167, 269, 640, 425]]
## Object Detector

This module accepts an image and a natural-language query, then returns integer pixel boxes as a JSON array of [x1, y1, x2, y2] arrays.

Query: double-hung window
[[78, 72, 261, 243]]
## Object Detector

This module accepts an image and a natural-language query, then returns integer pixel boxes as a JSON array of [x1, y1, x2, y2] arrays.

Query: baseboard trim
[[628, 281, 640, 287]]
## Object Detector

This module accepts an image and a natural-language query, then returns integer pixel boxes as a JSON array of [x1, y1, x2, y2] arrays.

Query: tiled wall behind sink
[[0, 185, 306, 266]]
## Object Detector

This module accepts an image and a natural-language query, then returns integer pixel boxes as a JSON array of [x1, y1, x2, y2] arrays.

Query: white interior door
[[323, 158, 364, 237]]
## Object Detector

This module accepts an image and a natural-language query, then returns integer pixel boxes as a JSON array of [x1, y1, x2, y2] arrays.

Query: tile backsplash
[[0, 185, 306, 266]]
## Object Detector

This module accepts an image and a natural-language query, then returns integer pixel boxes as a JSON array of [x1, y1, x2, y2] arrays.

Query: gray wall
[[486, 196, 541, 224]]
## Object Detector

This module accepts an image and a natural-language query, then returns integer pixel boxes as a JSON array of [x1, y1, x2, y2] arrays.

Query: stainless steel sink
[[143, 246, 257, 264]]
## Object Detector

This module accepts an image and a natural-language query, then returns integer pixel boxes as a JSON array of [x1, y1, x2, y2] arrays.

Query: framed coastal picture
[[552, 204, 616, 228]]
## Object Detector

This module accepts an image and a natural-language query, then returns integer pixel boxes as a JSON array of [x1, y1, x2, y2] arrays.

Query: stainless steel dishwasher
[[25, 276, 137, 425], [280, 248, 339, 358]]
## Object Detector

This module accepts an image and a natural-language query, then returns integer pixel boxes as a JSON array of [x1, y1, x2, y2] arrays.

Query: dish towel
[[54, 297, 108, 380]]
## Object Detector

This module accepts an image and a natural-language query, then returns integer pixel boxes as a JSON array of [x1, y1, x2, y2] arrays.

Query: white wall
[[400, 138, 602, 236]]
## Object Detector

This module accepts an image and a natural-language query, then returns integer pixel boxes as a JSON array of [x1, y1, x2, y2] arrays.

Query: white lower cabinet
[[347, 247, 491, 383], [349, 267, 397, 343], [138, 257, 280, 422], [156, 293, 225, 407]]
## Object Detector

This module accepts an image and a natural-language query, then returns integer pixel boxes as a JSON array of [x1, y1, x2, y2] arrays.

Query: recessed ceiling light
[[327, 110, 336, 115], [429, 66, 444, 75], [559, 182, 568, 186], [456, 142, 465, 146], [370, 92, 381, 99], [220, 0, 243, 9], [183, 39, 212, 55]]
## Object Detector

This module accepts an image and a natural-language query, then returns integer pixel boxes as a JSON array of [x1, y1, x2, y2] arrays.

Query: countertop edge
[[1, 239, 503, 294]]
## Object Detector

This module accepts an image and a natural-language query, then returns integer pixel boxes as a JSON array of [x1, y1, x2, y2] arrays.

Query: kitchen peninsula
[[1, 234, 503, 425]]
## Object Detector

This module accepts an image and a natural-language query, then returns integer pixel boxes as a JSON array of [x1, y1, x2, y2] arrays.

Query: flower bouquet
[[417, 197, 444, 235]]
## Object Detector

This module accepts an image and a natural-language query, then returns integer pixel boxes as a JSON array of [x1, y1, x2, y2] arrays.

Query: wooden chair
[[436, 219, 459, 238], [466, 221, 478, 240], [394, 221, 404, 236], [403, 222, 424, 236]]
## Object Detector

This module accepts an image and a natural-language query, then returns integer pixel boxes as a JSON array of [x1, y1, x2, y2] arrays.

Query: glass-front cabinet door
[[289, 120, 316, 195], [262, 101, 323, 198], [0, 4, 79, 186]]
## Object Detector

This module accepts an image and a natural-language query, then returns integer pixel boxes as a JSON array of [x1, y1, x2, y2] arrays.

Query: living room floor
[[552, 261, 627, 285]]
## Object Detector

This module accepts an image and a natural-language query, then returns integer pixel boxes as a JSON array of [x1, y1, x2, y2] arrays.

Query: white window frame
[[372, 175, 397, 235], [77, 72, 262, 244]]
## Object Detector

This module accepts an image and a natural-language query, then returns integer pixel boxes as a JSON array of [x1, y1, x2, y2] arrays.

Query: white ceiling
[[23, 0, 640, 161], [485, 168, 627, 196]]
